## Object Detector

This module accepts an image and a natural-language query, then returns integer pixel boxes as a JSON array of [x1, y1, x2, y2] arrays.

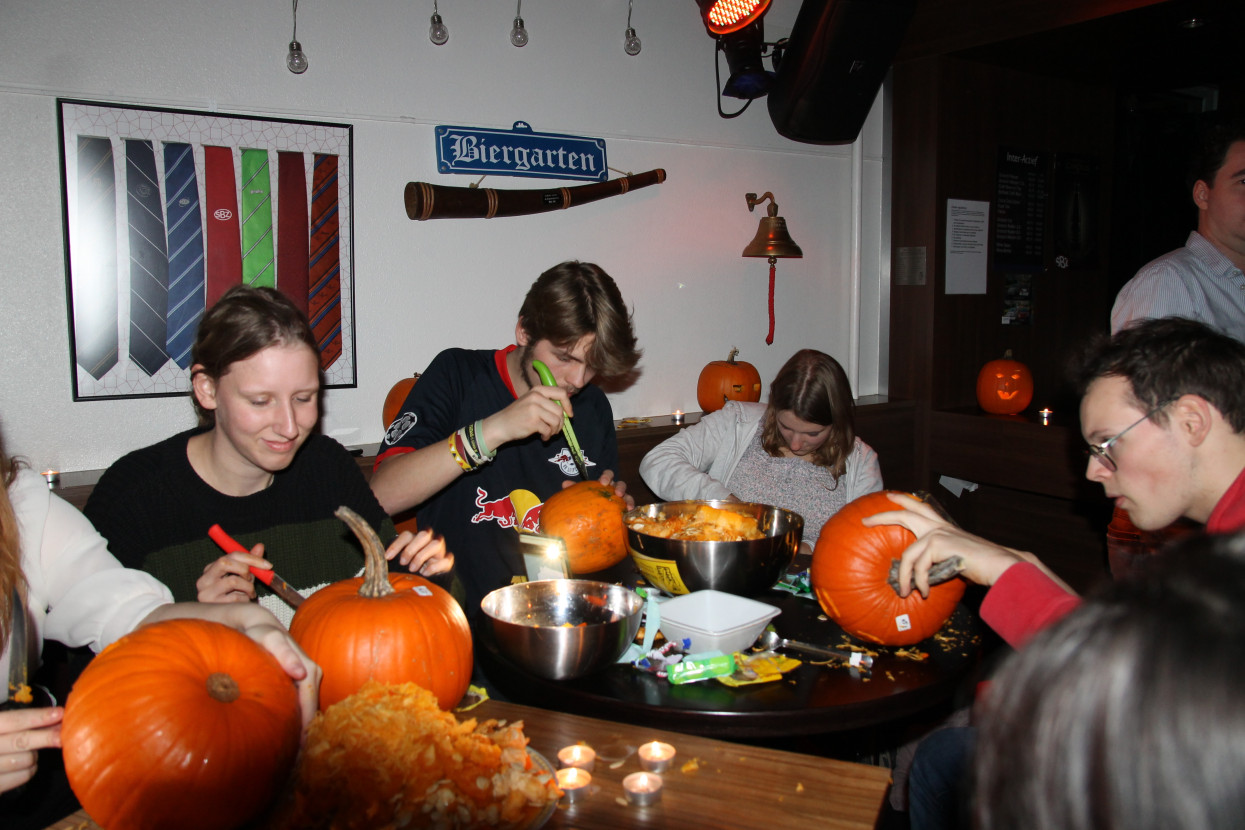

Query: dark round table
[[478, 587, 983, 741]]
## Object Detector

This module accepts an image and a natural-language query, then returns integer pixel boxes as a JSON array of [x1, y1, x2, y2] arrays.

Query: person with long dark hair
[[639, 349, 882, 549]]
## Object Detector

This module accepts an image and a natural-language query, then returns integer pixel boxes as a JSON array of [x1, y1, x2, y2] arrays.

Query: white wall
[[0, 0, 891, 474]]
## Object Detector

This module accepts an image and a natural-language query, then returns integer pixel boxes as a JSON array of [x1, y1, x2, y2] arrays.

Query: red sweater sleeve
[[979, 562, 1081, 649]]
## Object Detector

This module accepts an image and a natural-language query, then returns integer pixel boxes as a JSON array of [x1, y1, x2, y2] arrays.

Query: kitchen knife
[[207, 524, 305, 609], [2, 587, 30, 709], [531, 359, 591, 480]]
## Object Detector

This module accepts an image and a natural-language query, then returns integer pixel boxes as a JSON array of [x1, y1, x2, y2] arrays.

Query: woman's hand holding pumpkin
[[386, 528, 454, 576], [0, 706, 62, 794], [862, 491, 1028, 597], [196, 544, 269, 603]]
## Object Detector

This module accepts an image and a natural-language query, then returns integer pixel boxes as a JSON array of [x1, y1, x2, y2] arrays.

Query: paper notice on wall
[[945, 199, 990, 294]]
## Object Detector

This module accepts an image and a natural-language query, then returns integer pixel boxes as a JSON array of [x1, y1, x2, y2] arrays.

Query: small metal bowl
[[625, 500, 803, 597], [481, 580, 644, 680]]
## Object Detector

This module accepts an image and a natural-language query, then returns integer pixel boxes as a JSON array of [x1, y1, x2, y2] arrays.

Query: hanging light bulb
[[623, 0, 641, 55], [286, 0, 308, 73], [429, 0, 449, 45], [510, 0, 528, 47]]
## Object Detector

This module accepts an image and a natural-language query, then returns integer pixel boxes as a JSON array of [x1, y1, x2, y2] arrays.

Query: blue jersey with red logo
[[376, 347, 619, 617]]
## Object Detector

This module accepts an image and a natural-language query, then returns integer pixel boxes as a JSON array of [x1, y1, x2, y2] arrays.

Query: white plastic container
[[658, 589, 781, 655]]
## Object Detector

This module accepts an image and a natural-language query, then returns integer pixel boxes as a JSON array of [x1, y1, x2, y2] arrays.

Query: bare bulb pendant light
[[623, 0, 641, 55], [286, 0, 308, 74], [742, 192, 802, 345], [429, 0, 449, 45], [510, 0, 529, 47]]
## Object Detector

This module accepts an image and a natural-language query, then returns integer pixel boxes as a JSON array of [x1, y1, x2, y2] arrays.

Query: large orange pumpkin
[[696, 347, 763, 413], [290, 506, 472, 710], [62, 619, 302, 830], [811, 491, 966, 646], [382, 372, 420, 428], [975, 350, 1033, 415], [539, 481, 628, 574]]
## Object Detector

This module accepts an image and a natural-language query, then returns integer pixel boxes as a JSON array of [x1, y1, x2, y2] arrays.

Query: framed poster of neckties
[[56, 99, 356, 400]]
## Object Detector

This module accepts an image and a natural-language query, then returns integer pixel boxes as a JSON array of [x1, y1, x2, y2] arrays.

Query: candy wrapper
[[668, 654, 736, 685], [633, 637, 692, 678], [774, 569, 814, 598], [717, 651, 802, 687]]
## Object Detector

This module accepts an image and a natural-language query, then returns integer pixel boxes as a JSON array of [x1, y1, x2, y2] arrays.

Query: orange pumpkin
[[539, 481, 629, 574], [382, 372, 421, 429], [975, 350, 1033, 415], [696, 347, 763, 413], [290, 506, 472, 710], [62, 619, 302, 830], [811, 491, 966, 646]]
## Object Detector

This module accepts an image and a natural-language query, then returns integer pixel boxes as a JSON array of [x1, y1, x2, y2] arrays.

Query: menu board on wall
[[994, 147, 1049, 273]]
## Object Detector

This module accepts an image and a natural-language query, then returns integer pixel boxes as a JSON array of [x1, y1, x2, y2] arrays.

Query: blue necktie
[[162, 143, 205, 369], [125, 139, 170, 376], [73, 136, 119, 379]]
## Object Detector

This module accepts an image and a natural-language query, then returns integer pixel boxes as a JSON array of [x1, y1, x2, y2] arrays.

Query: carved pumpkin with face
[[976, 350, 1033, 415]]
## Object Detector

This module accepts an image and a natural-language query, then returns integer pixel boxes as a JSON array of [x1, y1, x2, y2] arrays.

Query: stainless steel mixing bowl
[[625, 500, 803, 596], [480, 579, 644, 680]]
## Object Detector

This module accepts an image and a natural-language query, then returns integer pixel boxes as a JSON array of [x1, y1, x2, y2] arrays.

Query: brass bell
[[742, 192, 803, 259]]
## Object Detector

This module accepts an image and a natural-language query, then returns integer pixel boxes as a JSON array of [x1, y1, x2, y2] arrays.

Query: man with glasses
[[877, 316, 1245, 830], [872, 316, 1245, 647]]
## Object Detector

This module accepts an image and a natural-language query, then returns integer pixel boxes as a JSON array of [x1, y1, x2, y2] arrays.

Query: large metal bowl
[[481, 580, 644, 681], [625, 500, 803, 597]]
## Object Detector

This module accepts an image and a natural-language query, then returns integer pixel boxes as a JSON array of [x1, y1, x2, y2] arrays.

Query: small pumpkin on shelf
[[697, 347, 763, 413], [975, 349, 1033, 415], [290, 506, 472, 710], [811, 490, 965, 646], [540, 480, 629, 574], [62, 618, 302, 830]]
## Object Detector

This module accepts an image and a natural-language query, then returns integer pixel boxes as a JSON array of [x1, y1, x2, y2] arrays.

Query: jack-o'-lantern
[[697, 347, 763, 413], [976, 350, 1033, 415]]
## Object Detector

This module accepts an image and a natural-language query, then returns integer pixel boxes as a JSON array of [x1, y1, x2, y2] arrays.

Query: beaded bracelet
[[448, 432, 474, 472]]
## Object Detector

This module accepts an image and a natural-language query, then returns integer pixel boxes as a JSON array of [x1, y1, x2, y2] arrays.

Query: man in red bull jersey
[[371, 261, 642, 620]]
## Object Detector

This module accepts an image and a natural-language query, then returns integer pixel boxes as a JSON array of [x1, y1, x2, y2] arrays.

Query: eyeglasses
[[1085, 399, 1176, 472]]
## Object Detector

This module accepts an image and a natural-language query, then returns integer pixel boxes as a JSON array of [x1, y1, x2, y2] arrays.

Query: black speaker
[[767, 0, 917, 145]]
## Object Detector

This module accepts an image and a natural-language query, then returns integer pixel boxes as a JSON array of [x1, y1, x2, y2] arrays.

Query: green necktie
[[240, 148, 274, 287]]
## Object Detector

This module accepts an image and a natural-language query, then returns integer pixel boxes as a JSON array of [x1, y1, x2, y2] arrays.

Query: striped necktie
[[125, 139, 170, 376], [309, 154, 342, 369], [73, 136, 119, 379], [240, 148, 275, 288], [203, 146, 242, 307], [162, 143, 205, 369], [277, 151, 309, 317]]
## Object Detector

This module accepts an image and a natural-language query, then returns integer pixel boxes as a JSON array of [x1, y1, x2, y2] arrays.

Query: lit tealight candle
[[623, 771, 663, 806], [637, 740, 676, 773], [557, 744, 596, 772], [40, 469, 59, 490], [556, 766, 592, 803], [1039, 408, 1052, 426], [671, 410, 685, 425]]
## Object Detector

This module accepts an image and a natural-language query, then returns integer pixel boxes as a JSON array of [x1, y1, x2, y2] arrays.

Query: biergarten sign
[[435, 121, 607, 183]]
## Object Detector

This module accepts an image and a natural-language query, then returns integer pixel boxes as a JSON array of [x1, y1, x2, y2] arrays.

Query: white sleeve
[[844, 438, 884, 501], [638, 410, 737, 502], [22, 471, 173, 652]]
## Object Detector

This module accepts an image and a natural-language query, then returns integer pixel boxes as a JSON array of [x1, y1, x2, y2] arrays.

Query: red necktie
[[277, 151, 309, 317], [204, 146, 242, 307], [309, 154, 341, 369]]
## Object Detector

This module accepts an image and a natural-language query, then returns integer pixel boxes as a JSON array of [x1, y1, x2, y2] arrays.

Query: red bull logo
[[471, 487, 517, 527], [471, 487, 545, 530]]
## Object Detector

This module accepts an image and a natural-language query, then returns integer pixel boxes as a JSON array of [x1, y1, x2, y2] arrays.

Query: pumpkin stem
[[207, 672, 241, 703], [1003, 349, 1013, 359], [336, 505, 396, 599], [728, 346, 739, 364]]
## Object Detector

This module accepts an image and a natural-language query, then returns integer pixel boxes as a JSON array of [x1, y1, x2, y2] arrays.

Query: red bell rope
[[765, 259, 776, 345]]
